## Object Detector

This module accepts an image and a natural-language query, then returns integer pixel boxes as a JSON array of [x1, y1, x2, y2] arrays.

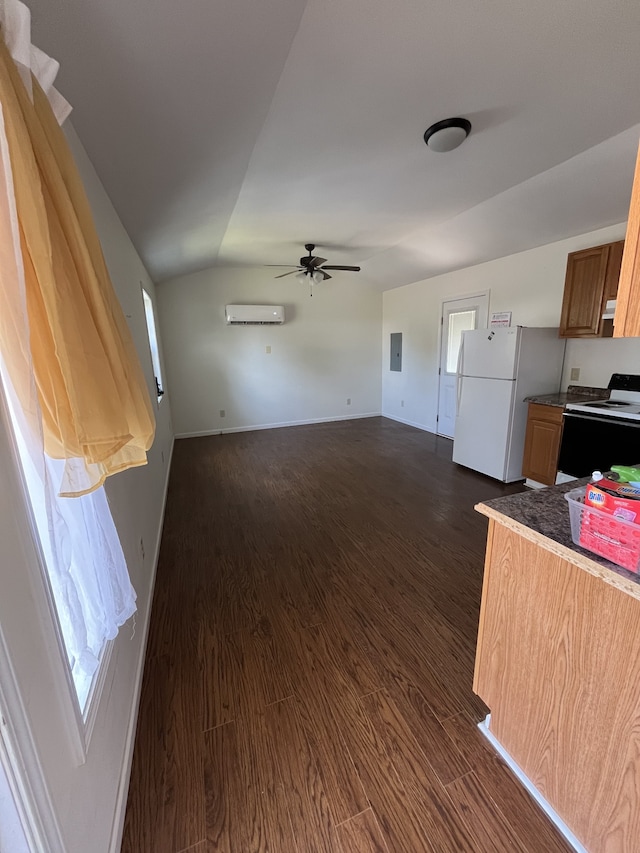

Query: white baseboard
[[556, 471, 578, 485], [175, 412, 382, 439], [108, 434, 175, 853], [381, 413, 437, 433], [525, 478, 548, 489], [478, 715, 586, 852]]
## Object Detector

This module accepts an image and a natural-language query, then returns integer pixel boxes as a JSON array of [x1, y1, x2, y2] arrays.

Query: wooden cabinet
[[559, 239, 624, 337], [521, 403, 563, 485], [604, 239, 625, 301], [615, 142, 640, 337], [474, 519, 640, 852]]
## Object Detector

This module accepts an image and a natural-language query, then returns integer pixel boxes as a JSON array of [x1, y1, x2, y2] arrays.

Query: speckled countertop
[[476, 479, 640, 600], [524, 384, 609, 407]]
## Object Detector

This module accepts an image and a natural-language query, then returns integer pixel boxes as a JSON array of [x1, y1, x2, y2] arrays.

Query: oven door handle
[[563, 411, 640, 427]]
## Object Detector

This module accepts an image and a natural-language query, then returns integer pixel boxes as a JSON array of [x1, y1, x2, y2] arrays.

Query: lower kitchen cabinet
[[521, 403, 563, 485], [474, 514, 640, 853]]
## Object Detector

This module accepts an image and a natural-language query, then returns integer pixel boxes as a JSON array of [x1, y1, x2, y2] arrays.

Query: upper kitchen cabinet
[[558, 240, 624, 338], [615, 143, 640, 338]]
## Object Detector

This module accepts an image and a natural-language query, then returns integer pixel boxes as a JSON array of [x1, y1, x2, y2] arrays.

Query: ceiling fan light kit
[[295, 269, 324, 284], [423, 117, 471, 152], [273, 244, 361, 295]]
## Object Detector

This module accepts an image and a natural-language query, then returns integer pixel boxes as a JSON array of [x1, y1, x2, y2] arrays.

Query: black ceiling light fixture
[[423, 117, 471, 152]]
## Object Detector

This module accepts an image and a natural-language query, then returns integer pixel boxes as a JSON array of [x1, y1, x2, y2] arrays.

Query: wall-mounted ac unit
[[225, 305, 285, 325]]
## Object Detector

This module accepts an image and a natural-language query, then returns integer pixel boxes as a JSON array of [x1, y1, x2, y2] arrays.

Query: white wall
[[382, 223, 637, 432], [0, 124, 173, 853], [157, 267, 382, 436]]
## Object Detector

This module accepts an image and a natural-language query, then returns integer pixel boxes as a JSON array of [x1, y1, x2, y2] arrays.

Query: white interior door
[[437, 293, 489, 437]]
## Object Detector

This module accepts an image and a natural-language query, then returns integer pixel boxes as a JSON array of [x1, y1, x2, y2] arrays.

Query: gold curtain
[[0, 38, 155, 496]]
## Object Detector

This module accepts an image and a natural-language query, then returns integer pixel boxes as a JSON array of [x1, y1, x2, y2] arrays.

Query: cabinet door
[[604, 240, 624, 301], [521, 403, 563, 485], [615, 143, 640, 338], [559, 245, 610, 337]]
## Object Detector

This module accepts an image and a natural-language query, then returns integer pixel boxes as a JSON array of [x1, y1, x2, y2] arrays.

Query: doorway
[[437, 293, 489, 438]]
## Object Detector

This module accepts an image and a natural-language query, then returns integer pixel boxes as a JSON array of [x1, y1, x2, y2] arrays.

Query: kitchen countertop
[[524, 384, 608, 407], [476, 479, 640, 600]]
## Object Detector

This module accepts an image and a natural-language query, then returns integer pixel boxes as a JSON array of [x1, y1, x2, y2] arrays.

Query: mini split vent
[[225, 305, 285, 325]]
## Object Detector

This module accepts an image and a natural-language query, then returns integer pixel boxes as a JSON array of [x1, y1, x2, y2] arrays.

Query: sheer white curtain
[[0, 0, 136, 712], [0, 0, 70, 122]]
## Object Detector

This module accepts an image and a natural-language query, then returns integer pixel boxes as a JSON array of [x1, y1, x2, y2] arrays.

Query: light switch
[[570, 367, 580, 381], [266, 345, 271, 354]]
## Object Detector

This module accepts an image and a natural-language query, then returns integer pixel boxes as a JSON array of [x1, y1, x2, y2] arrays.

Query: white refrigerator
[[452, 327, 565, 482]]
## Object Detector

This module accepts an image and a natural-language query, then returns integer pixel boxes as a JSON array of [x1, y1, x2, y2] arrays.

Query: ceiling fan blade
[[319, 265, 361, 272], [307, 256, 327, 268], [265, 264, 300, 268], [274, 269, 300, 279]]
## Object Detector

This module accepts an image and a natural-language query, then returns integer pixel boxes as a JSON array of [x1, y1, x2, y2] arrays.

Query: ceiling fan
[[272, 244, 361, 281]]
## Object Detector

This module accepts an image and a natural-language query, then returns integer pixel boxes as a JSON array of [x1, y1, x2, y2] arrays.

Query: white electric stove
[[559, 374, 640, 477], [565, 374, 640, 421]]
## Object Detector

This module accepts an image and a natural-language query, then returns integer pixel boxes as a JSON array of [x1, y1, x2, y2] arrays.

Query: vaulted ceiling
[[29, 0, 640, 289]]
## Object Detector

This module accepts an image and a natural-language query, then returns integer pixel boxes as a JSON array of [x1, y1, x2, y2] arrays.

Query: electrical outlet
[[220, 409, 226, 418], [570, 367, 580, 381], [266, 345, 271, 354], [139, 537, 145, 561], [401, 400, 404, 407], [346, 398, 351, 405]]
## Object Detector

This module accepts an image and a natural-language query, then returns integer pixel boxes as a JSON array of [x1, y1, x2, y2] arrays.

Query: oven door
[[558, 412, 640, 478]]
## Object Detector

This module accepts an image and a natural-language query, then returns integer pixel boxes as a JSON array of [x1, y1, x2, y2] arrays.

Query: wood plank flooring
[[121, 417, 573, 853]]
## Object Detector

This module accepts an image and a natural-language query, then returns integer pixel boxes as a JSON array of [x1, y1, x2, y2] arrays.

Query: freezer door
[[460, 327, 520, 380], [453, 376, 515, 481]]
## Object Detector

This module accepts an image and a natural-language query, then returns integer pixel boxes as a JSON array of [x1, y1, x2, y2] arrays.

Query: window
[[0, 0, 142, 732], [0, 371, 136, 715], [142, 288, 164, 401], [446, 309, 477, 374]]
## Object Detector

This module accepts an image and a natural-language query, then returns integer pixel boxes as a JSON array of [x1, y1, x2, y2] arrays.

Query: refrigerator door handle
[[457, 334, 465, 377], [456, 337, 465, 413]]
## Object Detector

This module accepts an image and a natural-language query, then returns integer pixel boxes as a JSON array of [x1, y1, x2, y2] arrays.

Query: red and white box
[[584, 480, 640, 523]]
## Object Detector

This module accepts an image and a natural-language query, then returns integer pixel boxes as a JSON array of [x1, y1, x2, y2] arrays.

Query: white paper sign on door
[[490, 311, 512, 327]]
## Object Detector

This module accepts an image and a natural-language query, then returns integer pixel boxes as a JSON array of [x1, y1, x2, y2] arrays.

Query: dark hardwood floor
[[121, 417, 572, 853]]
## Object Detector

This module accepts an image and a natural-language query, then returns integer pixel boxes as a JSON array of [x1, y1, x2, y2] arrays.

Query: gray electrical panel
[[390, 333, 402, 371]]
